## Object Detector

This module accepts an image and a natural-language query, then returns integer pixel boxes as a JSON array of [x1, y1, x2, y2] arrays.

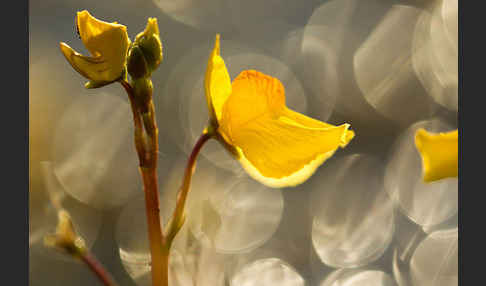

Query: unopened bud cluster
[[127, 18, 163, 80]]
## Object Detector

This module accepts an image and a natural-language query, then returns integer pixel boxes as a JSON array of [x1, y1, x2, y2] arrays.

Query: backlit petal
[[219, 70, 354, 187], [60, 42, 110, 81], [69, 10, 130, 82], [204, 34, 232, 124], [415, 128, 458, 182]]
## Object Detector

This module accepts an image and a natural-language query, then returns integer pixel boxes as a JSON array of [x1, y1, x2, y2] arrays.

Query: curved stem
[[80, 250, 120, 286], [166, 130, 213, 247]]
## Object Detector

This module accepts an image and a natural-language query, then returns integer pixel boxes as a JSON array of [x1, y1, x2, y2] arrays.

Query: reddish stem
[[80, 250, 119, 286], [166, 131, 213, 246]]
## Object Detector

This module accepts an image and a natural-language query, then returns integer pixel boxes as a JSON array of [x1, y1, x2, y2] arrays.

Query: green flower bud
[[132, 77, 153, 109], [127, 45, 150, 79], [133, 18, 163, 73]]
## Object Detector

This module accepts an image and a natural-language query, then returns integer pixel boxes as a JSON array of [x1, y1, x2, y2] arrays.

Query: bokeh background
[[29, 0, 458, 285]]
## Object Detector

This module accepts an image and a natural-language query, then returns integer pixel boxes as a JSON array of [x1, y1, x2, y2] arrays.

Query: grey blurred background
[[29, 0, 458, 285]]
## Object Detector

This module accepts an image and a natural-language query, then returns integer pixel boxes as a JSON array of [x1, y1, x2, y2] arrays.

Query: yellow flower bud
[[131, 18, 163, 75]]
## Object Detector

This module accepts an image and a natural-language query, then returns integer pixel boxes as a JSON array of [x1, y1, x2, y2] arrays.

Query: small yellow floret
[[415, 128, 458, 182], [60, 10, 130, 85]]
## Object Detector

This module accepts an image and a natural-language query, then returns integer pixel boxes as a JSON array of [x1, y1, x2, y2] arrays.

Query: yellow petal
[[204, 34, 232, 125], [415, 128, 458, 182], [60, 42, 110, 81], [135, 17, 159, 42], [66, 10, 130, 82], [281, 108, 355, 148], [219, 70, 354, 188]]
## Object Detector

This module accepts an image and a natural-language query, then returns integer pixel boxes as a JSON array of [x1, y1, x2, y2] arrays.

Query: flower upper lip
[[60, 10, 131, 86]]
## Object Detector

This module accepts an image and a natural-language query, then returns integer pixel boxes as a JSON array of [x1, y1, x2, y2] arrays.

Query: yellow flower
[[415, 128, 458, 182], [59, 10, 130, 88], [204, 35, 355, 188]]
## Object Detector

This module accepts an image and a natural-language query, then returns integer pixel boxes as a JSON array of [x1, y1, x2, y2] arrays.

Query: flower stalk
[[80, 249, 120, 286], [120, 79, 167, 286], [44, 209, 119, 286], [166, 129, 213, 247]]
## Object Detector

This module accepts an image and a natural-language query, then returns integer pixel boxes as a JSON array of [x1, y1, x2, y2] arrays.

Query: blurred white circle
[[153, 0, 313, 33], [441, 0, 458, 47], [51, 93, 141, 209], [291, 26, 339, 121], [412, 2, 458, 111], [321, 268, 397, 286], [30, 162, 102, 262], [189, 177, 284, 254], [116, 192, 179, 285], [354, 5, 434, 125], [116, 174, 228, 286], [152, 0, 234, 32], [310, 154, 395, 268], [384, 119, 457, 229], [231, 258, 305, 286], [409, 228, 458, 286]]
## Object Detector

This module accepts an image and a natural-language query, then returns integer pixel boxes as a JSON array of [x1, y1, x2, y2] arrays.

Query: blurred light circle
[[160, 39, 307, 174], [116, 193, 178, 285], [227, 0, 313, 34], [116, 158, 229, 286], [441, 0, 458, 47], [153, 0, 313, 33], [189, 177, 284, 254], [230, 258, 305, 286], [304, 0, 409, 123], [409, 228, 458, 286], [320, 268, 397, 286], [384, 119, 457, 229], [290, 26, 339, 121], [158, 159, 283, 255], [354, 5, 434, 126], [30, 162, 102, 262], [310, 154, 395, 268], [391, 213, 429, 286], [305, 0, 367, 52], [51, 93, 141, 209], [117, 196, 159, 281], [305, 0, 391, 58], [412, 3, 458, 111], [152, 0, 234, 32]]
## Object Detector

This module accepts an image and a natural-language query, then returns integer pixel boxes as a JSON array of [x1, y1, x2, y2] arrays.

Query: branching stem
[[121, 78, 213, 286]]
